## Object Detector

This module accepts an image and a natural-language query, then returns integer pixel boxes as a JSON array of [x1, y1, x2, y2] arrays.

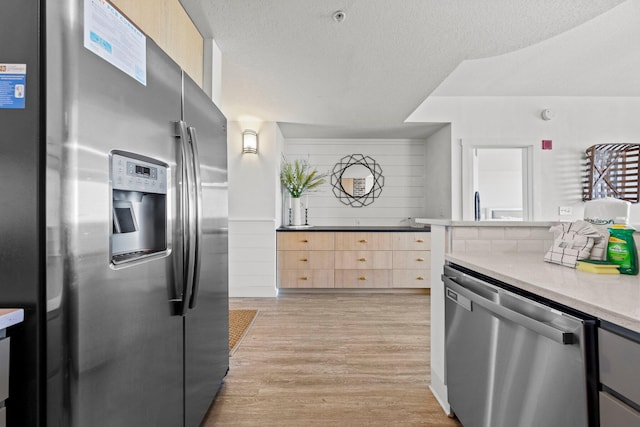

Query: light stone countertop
[[0, 308, 24, 330], [445, 252, 640, 333], [416, 218, 557, 227]]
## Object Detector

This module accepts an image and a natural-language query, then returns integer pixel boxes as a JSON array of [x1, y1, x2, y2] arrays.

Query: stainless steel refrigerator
[[0, 1, 229, 426]]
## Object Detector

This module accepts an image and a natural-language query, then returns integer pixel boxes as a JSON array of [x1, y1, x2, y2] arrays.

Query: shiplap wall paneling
[[228, 219, 277, 297], [284, 139, 428, 227]]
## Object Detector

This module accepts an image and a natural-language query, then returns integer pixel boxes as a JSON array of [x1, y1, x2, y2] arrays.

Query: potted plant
[[280, 156, 326, 226]]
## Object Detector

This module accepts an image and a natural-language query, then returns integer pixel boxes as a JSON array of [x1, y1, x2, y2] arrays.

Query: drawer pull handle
[[358, 257, 367, 262], [301, 258, 308, 262], [416, 258, 425, 262], [301, 239, 309, 243], [358, 276, 367, 281], [300, 276, 308, 281], [416, 239, 424, 243], [359, 239, 368, 243], [417, 277, 424, 280]]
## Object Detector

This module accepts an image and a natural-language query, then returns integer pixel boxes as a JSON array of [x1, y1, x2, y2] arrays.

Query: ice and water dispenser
[[110, 151, 168, 264]]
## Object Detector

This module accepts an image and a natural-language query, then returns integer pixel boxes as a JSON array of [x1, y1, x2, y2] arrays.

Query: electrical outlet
[[559, 206, 573, 216]]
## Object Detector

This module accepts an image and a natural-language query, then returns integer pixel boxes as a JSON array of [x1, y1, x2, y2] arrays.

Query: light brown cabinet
[[277, 232, 335, 288], [334, 251, 393, 270], [277, 230, 430, 289], [334, 232, 392, 251], [392, 248, 430, 288], [278, 250, 334, 270], [334, 269, 392, 288], [392, 232, 431, 251], [278, 269, 334, 289], [277, 231, 334, 251], [112, 0, 204, 87]]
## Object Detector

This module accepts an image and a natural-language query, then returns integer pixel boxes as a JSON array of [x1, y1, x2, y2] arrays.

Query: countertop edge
[[0, 308, 25, 330]]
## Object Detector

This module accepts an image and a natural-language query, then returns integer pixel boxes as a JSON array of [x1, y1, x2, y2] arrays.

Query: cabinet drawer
[[392, 250, 430, 269], [599, 328, 640, 404], [600, 391, 640, 427], [0, 338, 9, 402], [334, 251, 392, 270], [392, 232, 431, 250], [278, 269, 334, 288], [392, 269, 430, 288], [334, 269, 391, 288], [277, 251, 334, 270], [277, 232, 334, 251], [334, 232, 392, 250]]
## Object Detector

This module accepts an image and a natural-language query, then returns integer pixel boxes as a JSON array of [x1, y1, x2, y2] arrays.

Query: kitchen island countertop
[[415, 218, 556, 227], [0, 308, 24, 331], [446, 252, 640, 333]]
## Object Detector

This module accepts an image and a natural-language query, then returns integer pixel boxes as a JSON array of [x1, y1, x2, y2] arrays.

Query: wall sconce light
[[242, 129, 258, 154]]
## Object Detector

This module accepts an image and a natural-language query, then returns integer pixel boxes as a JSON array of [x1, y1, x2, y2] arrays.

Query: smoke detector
[[541, 109, 555, 121], [333, 10, 346, 23]]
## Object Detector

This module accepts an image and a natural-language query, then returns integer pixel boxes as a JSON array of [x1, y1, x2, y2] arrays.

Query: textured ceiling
[[429, 0, 640, 97], [179, 0, 625, 138]]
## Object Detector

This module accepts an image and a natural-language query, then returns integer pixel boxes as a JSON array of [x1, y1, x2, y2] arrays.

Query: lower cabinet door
[[278, 269, 334, 288], [334, 251, 392, 270], [334, 269, 391, 288], [392, 269, 430, 288], [0, 406, 5, 427], [600, 391, 640, 427], [277, 250, 334, 270]]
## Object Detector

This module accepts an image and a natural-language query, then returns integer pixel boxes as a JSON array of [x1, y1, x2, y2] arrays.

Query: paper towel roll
[[584, 197, 630, 225]]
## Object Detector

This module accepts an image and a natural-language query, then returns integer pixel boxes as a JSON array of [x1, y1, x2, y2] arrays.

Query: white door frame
[[460, 139, 535, 221]]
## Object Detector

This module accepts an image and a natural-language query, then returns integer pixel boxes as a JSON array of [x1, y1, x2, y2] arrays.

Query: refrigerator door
[[182, 74, 229, 427], [0, 1, 43, 426], [47, 2, 185, 424]]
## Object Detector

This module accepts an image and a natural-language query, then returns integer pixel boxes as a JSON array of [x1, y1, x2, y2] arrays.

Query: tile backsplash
[[451, 226, 554, 253]]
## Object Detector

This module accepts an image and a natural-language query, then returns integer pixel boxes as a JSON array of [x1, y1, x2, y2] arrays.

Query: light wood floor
[[203, 293, 462, 427]]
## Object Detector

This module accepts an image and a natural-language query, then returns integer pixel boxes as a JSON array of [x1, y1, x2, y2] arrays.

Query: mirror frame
[[331, 154, 384, 207]]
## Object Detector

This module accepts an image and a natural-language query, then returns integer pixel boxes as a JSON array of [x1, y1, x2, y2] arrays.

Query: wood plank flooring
[[203, 293, 461, 427]]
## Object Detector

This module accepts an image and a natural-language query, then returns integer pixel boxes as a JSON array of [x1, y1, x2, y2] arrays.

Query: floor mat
[[229, 309, 258, 354]]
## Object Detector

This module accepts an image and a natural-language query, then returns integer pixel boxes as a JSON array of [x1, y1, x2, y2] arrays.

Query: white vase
[[291, 197, 304, 226]]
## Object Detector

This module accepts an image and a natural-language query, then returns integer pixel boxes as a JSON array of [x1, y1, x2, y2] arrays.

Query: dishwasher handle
[[444, 276, 575, 345]]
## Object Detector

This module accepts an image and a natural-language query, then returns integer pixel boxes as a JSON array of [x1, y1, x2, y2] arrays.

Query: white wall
[[409, 96, 640, 223], [283, 139, 430, 227], [227, 121, 283, 297], [423, 124, 452, 219], [203, 38, 222, 104]]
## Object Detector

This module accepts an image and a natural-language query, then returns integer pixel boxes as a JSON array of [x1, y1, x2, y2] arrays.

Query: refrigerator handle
[[175, 120, 195, 315], [186, 126, 203, 309]]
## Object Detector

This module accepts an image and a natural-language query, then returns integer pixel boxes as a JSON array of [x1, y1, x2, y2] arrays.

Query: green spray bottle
[[606, 225, 639, 275]]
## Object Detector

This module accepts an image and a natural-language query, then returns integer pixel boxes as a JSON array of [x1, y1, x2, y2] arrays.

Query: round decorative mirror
[[341, 164, 374, 197], [331, 154, 384, 207]]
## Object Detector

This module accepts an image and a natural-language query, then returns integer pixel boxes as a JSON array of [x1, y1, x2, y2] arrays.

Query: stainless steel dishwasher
[[443, 264, 598, 427]]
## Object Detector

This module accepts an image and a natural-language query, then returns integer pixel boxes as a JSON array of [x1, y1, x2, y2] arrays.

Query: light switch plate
[[559, 206, 573, 216]]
